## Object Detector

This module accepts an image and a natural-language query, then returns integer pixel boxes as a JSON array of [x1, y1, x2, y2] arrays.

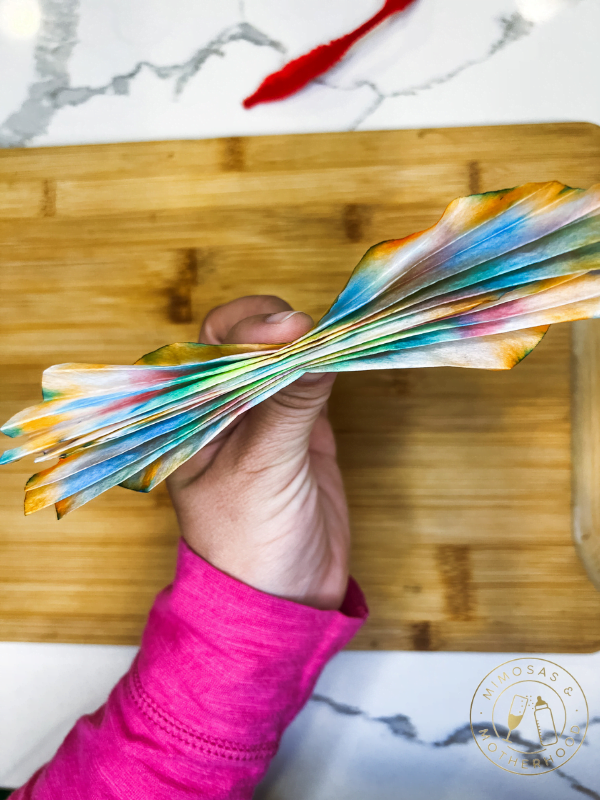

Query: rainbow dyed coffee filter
[[2, 181, 600, 518]]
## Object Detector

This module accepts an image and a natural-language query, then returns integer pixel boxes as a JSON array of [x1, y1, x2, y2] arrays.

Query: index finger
[[199, 295, 292, 344]]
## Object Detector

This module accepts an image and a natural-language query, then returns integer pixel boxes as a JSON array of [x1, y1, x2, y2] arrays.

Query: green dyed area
[[0, 788, 14, 799], [41, 388, 63, 401]]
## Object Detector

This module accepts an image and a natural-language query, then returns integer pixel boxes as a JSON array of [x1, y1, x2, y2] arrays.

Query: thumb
[[250, 370, 335, 461], [225, 309, 335, 463]]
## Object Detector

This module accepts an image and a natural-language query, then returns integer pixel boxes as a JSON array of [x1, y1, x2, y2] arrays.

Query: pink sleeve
[[12, 539, 368, 800]]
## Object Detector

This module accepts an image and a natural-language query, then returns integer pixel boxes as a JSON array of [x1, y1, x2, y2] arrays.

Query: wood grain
[[1, 123, 600, 651], [572, 320, 600, 592]]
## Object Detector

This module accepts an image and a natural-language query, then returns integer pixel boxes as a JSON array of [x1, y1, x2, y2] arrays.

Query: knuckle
[[270, 389, 325, 416]]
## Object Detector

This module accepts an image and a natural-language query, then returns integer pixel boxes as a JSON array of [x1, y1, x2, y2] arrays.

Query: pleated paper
[[2, 181, 600, 517]]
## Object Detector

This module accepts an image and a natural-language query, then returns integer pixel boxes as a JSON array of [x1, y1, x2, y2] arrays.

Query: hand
[[166, 295, 350, 610]]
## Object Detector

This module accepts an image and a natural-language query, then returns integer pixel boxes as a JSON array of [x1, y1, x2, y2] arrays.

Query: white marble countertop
[[1, 0, 600, 796]]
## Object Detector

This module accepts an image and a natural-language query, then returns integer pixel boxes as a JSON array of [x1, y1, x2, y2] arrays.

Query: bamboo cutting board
[[1, 123, 600, 652]]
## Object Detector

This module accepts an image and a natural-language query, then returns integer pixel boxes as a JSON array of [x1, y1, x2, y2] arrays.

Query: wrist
[[183, 533, 348, 610]]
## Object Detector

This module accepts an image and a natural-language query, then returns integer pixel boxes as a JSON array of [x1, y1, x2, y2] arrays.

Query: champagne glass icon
[[505, 695, 527, 741]]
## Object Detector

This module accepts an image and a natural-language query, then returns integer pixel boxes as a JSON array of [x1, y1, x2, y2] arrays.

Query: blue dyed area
[[317, 186, 591, 330]]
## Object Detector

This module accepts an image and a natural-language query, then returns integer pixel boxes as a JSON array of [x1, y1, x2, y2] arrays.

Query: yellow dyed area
[[371, 183, 578, 268], [24, 484, 54, 515], [445, 182, 571, 232], [135, 341, 282, 366], [12, 411, 64, 436], [55, 497, 70, 520], [134, 458, 160, 492]]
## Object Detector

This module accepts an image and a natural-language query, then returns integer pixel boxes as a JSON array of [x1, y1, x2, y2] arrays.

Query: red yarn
[[243, 0, 418, 109]]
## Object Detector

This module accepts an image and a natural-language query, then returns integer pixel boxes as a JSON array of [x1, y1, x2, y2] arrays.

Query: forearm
[[12, 539, 368, 800]]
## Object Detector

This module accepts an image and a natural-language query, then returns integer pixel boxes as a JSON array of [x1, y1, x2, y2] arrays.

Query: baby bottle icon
[[534, 696, 558, 746]]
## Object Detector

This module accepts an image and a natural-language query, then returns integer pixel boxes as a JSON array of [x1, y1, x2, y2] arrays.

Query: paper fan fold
[[3, 181, 600, 517]]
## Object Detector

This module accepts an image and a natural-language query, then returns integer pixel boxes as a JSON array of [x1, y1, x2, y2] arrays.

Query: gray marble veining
[[254, 692, 600, 800], [0, 0, 543, 148], [0, 0, 286, 147], [337, 12, 535, 129], [0, 0, 78, 146]]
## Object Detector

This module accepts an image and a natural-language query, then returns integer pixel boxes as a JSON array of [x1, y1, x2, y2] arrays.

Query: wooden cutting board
[[1, 123, 600, 652]]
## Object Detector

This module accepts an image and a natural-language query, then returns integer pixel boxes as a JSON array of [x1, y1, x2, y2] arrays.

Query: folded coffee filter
[[2, 181, 600, 517]]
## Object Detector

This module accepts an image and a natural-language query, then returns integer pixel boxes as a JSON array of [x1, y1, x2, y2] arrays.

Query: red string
[[243, 0, 418, 109]]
